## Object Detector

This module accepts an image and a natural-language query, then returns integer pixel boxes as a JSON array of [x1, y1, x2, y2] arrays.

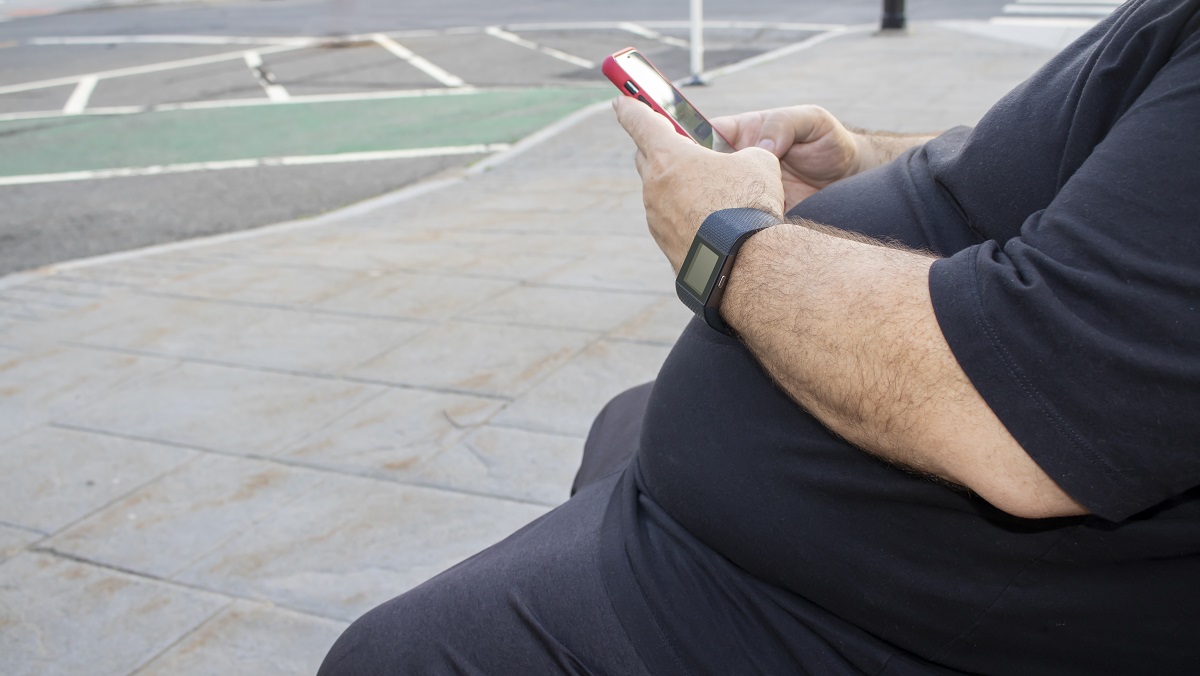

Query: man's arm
[[848, 127, 938, 168], [615, 96, 1085, 520], [723, 221, 1087, 519]]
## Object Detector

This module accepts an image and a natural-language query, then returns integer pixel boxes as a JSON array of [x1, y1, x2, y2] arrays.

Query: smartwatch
[[675, 207, 779, 335]]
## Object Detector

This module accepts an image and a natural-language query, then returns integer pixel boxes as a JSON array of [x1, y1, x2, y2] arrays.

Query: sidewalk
[[0, 22, 1073, 675]]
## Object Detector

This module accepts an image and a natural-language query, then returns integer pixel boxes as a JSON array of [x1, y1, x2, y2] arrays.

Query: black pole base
[[881, 0, 907, 30]]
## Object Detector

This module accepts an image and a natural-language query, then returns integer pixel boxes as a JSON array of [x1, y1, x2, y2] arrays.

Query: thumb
[[755, 107, 824, 158]]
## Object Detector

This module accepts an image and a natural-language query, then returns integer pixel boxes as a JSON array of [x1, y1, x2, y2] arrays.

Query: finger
[[755, 105, 827, 157], [613, 95, 690, 154], [709, 114, 743, 148], [634, 148, 646, 178]]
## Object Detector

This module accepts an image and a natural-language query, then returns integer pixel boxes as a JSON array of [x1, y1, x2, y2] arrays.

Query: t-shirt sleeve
[[928, 28, 1200, 522]]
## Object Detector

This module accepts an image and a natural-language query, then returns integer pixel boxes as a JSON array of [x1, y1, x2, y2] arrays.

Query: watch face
[[680, 240, 721, 297]]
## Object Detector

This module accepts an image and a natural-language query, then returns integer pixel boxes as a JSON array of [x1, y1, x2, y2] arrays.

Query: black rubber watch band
[[675, 207, 779, 335]]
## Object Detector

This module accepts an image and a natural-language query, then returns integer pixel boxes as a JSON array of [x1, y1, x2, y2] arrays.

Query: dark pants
[[318, 383, 655, 675]]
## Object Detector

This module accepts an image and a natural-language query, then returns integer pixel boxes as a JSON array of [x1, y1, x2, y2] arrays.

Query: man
[[321, 0, 1199, 672]]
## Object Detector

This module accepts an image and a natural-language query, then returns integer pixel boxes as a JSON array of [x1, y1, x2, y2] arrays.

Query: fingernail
[[757, 139, 776, 154]]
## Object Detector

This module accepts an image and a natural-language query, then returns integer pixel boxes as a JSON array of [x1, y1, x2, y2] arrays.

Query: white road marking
[[617, 22, 689, 48], [31, 35, 318, 46], [243, 50, 290, 101], [0, 87, 506, 123], [371, 34, 466, 88], [0, 42, 311, 96], [61, 75, 98, 114], [0, 144, 511, 187], [1001, 4, 1117, 16], [484, 27, 594, 69]]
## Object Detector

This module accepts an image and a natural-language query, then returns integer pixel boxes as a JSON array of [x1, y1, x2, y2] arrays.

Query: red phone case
[[602, 47, 732, 149]]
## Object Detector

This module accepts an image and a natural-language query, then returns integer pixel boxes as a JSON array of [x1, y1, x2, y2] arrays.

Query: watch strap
[[676, 208, 779, 335]]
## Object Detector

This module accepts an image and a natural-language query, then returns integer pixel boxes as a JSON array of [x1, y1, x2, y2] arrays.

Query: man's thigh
[[318, 473, 650, 675], [572, 381, 654, 495]]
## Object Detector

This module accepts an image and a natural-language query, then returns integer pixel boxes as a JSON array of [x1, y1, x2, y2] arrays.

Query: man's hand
[[613, 96, 784, 273], [711, 105, 865, 209], [712, 106, 938, 211]]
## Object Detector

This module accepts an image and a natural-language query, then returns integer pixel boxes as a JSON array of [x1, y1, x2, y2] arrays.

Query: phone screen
[[618, 51, 731, 152]]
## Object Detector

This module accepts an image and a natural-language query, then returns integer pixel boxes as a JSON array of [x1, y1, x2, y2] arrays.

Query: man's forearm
[[851, 130, 938, 172], [721, 220, 1086, 518]]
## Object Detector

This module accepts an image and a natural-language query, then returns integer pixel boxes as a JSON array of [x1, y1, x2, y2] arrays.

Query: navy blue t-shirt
[[601, 1, 1200, 673]]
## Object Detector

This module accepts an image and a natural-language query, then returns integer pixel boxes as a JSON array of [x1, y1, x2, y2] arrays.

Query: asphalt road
[[1, 0, 1101, 276]]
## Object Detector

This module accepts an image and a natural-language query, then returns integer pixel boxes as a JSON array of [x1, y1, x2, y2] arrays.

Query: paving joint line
[[58, 340, 518, 402], [134, 289, 442, 324], [126, 603, 234, 676], [27, 543, 357, 626], [0, 519, 50, 536], [483, 419, 588, 440], [28, 544, 236, 602], [46, 420, 565, 510]]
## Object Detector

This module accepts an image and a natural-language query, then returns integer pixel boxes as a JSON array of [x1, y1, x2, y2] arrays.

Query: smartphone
[[603, 47, 734, 153]]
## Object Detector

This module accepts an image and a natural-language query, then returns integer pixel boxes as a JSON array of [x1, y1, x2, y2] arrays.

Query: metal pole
[[881, 0, 906, 30], [688, 0, 705, 85]]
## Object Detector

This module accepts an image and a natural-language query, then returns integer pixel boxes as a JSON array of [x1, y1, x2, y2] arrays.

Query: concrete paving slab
[[46, 454, 328, 578], [153, 262, 373, 307], [250, 235, 483, 273], [0, 426, 197, 534], [0, 524, 40, 563], [57, 360, 383, 455], [470, 283, 660, 332], [0, 346, 178, 444], [413, 425, 583, 506], [135, 600, 348, 676], [72, 294, 425, 376], [459, 173, 641, 203], [938, 19, 1093, 52], [493, 339, 669, 437], [350, 320, 595, 397], [444, 207, 603, 234], [175, 474, 550, 621], [46, 254, 217, 290], [537, 245, 675, 292], [314, 269, 517, 320], [0, 551, 229, 676], [608, 294, 695, 345], [280, 387, 505, 477], [1, 283, 99, 316], [460, 183, 611, 214], [686, 25, 1055, 131], [456, 231, 641, 258]]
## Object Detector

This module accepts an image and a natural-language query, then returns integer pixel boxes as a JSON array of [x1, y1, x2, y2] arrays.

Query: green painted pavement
[[0, 87, 612, 176]]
